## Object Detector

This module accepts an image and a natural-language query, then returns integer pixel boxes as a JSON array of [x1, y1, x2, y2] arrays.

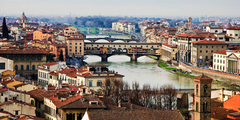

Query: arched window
[[203, 102, 207, 112], [32, 65, 35, 70], [196, 84, 198, 96], [21, 65, 24, 70], [204, 85, 208, 96], [31, 99, 34, 105], [5, 97, 8, 102], [15, 65, 18, 71], [26, 65, 29, 70]]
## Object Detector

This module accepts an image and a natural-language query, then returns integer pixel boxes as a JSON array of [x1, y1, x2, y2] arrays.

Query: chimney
[[118, 99, 121, 107]]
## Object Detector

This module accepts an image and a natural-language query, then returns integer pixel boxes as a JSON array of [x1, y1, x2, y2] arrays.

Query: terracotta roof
[[47, 94, 81, 108], [1, 80, 14, 85], [214, 50, 227, 55], [194, 74, 213, 81], [162, 43, 177, 48], [42, 62, 58, 66], [226, 26, 240, 30], [51, 43, 67, 48], [67, 37, 84, 40], [27, 89, 52, 101], [0, 88, 8, 93], [13, 83, 27, 88], [60, 96, 106, 109], [0, 100, 35, 107], [0, 110, 15, 117], [0, 48, 49, 54], [49, 71, 58, 76], [87, 110, 184, 120], [191, 40, 228, 45]]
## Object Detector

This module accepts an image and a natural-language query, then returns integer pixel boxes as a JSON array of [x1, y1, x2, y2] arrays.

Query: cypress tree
[[2, 17, 9, 39]]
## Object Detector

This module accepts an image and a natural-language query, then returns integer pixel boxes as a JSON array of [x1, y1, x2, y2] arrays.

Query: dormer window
[[89, 101, 98, 105]]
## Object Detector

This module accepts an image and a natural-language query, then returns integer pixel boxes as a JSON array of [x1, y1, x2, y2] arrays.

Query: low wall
[[179, 63, 240, 84]]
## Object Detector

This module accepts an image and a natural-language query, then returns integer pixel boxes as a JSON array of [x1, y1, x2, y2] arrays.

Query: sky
[[1, 0, 240, 17]]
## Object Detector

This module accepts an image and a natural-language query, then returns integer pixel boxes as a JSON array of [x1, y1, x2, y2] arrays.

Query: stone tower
[[193, 74, 212, 120], [188, 17, 192, 29]]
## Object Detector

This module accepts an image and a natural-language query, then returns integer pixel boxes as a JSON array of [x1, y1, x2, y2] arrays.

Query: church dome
[[20, 12, 27, 21]]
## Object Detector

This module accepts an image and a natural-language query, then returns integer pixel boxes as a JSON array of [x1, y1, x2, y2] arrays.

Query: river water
[[84, 55, 225, 89]]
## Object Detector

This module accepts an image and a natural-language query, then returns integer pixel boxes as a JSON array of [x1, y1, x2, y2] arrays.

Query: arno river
[[84, 55, 225, 89]]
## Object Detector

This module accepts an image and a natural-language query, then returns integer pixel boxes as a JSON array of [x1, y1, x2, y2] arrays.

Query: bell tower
[[194, 74, 212, 120]]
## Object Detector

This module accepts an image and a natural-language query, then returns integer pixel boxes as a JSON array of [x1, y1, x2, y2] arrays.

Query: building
[[0, 56, 14, 74], [226, 26, 240, 40], [20, 12, 27, 24], [112, 20, 135, 33], [37, 62, 62, 86], [0, 47, 49, 80], [49, 43, 67, 61], [27, 89, 53, 118], [0, 100, 36, 117], [205, 26, 223, 33], [193, 74, 213, 120], [57, 96, 106, 120], [213, 49, 240, 74], [66, 35, 84, 57], [212, 50, 227, 72], [191, 40, 228, 67], [161, 43, 178, 61], [64, 26, 78, 37], [33, 28, 53, 40], [82, 110, 184, 120]]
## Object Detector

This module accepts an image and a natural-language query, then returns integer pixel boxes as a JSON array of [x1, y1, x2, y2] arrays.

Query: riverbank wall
[[179, 62, 240, 83]]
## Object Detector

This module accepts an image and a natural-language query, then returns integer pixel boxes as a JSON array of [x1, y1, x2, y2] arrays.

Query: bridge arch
[[84, 40, 91, 43], [95, 39, 110, 43], [113, 40, 125, 43]]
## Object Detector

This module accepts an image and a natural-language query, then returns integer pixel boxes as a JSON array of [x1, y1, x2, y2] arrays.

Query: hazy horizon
[[1, 0, 240, 17]]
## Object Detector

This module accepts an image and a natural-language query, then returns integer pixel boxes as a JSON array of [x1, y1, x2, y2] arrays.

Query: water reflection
[[84, 55, 224, 89]]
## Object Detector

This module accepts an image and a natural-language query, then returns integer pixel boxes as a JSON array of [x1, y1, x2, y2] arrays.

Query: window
[[196, 102, 199, 112], [79, 43, 81, 45], [196, 84, 198, 96], [97, 80, 102, 87], [26, 56, 30, 61], [200, 46, 202, 48], [222, 46, 224, 48], [206, 50, 208, 53], [230, 34, 232, 36], [89, 81, 92, 87], [21, 56, 24, 61], [15, 110, 19, 116], [15, 56, 18, 61], [1, 93, 3, 96], [15, 65, 18, 71], [75, 43, 77, 45], [32, 56, 35, 60], [200, 50, 202, 53], [211, 50, 213, 53], [206, 46, 208, 48], [215, 30, 218, 33], [0, 63, 5, 69], [219, 37, 223, 40], [5, 97, 8, 102], [31, 100, 34, 105], [32, 65, 35, 70], [235, 34, 238, 36], [38, 56, 41, 61], [21, 65, 24, 70], [27, 65, 29, 70], [212, 46, 214, 48], [70, 43, 72, 45], [70, 49, 72, 51]]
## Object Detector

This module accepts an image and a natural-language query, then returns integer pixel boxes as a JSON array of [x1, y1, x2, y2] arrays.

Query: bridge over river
[[84, 43, 162, 62]]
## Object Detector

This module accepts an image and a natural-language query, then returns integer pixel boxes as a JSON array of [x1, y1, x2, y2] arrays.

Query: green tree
[[46, 53, 56, 62], [2, 17, 9, 39], [59, 50, 64, 61]]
